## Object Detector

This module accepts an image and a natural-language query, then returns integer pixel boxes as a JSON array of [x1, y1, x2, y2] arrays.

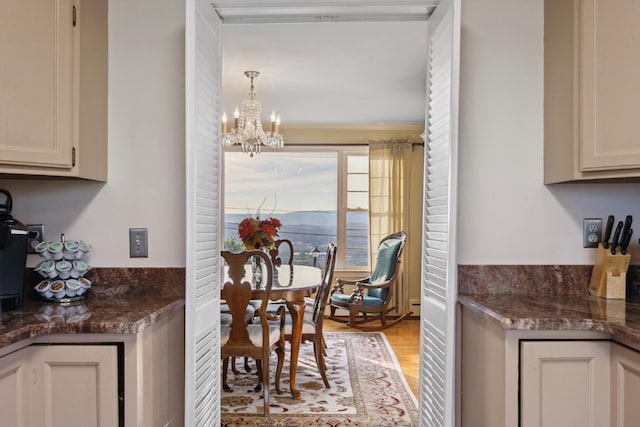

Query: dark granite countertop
[[458, 293, 640, 346], [0, 295, 185, 350]]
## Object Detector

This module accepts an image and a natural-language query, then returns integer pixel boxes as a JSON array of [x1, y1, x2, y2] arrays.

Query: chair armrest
[[350, 279, 393, 304], [353, 278, 392, 291], [336, 277, 370, 286], [331, 276, 371, 296]]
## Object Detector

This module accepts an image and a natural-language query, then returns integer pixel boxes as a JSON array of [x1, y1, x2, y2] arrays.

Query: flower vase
[[251, 255, 263, 288]]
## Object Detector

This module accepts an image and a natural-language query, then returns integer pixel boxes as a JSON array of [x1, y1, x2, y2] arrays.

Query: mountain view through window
[[224, 150, 369, 269]]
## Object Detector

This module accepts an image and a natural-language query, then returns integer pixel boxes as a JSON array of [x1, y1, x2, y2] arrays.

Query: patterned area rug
[[221, 332, 418, 426]]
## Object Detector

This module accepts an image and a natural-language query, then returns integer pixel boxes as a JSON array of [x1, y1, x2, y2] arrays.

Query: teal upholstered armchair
[[328, 231, 411, 331]]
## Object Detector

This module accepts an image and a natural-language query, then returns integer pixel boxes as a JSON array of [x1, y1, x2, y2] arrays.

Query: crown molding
[[212, 1, 437, 23], [279, 123, 424, 143]]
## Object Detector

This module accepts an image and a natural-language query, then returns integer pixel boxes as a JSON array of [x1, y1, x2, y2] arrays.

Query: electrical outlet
[[583, 218, 602, 248], [26, 224, 44, 254], [129, 228, 148, 258]]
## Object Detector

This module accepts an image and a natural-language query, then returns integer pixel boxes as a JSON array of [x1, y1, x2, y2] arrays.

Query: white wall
[[4, 0, 640, 269], [458, 0, 640, 266], [0, 0, 186, 268]]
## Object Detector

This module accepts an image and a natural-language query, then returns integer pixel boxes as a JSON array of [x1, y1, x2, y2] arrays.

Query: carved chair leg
[[349, 308, 358, 327], [275, 345, 285, 394], [243, 356, 252, 373], [261, 357, 270, 415], [313, 339, 330, 389], [222, 358, 232, 392], [231, 356, 239, 375], [254, 360, 263, 392]]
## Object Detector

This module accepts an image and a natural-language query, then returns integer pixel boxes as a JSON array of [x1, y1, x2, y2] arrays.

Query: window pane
[[348, 155, 368, 174], [346, 211, 369, 268], [347, 191, 368, 210], [348, 174, 368, 191], [224, 152, 338, 267]]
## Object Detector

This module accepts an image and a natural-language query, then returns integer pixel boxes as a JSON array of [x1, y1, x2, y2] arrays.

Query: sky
[[224, 151, 338, 215]]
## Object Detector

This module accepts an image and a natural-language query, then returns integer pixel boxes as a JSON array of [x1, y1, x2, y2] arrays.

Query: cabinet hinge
[[72, 5, 77, 27], [72, 147, 76, 167]]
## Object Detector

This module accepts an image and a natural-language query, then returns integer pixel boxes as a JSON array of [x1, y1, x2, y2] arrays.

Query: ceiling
[[217, 2, 433, 125]]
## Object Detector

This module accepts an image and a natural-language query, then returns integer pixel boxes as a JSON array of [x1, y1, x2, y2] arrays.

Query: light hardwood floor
[[323, 318, 420, 396]]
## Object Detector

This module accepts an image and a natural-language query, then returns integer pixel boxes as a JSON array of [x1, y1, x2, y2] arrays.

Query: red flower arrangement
[[238, 216, 282, 250]]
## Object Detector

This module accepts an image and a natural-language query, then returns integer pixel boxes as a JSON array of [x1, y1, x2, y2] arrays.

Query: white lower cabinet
[[30, 345, 119, 427], [462, 305, 640, 426], [520, 340, 610, 427], [461, 305, 614, 427], [611, 342, 640, 427], [0, 306, 184, 427], [0, 344, 118, 427], [0, 346, 32, 427]]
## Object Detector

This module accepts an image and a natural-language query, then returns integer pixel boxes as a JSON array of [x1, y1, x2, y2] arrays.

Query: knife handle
[[611, 221, 624, 255], [621, 228, 633, 255], [622, 215, 633, 235], [603, 215, 615, 249]]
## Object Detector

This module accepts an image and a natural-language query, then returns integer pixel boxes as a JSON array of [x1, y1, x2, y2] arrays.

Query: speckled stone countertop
[[0, 268, 186, 351], [457, 264, 640, 347], [0, 295, 185, 350]]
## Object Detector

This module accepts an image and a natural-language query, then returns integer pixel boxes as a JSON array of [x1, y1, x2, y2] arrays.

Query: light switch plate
[[129, 228, 148, 258]]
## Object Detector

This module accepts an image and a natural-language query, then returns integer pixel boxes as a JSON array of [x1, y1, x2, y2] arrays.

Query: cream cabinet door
[[611, 342, 640, 427], [29, 345, 119, 427], [520, 340, 610, 427], [580, 0, 640, 171], [0, 347, 31, 427], [0, 0, 75, 169]]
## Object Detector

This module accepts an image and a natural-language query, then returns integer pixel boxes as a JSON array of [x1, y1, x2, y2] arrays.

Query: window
[[223, 146, 369, 270], [344, 154, 369, 268]]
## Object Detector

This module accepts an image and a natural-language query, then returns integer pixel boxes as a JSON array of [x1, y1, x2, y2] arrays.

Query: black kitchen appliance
[[0, 189, 27, 311]]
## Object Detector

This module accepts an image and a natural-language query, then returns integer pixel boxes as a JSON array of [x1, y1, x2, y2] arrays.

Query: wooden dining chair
[[258, 239, 295, 314], [269, 238, 294, 268], [220, 250, 286, 415], [220, 301, 255, 375], [328, 231, 411, 331], [280, 242, 337, 389]]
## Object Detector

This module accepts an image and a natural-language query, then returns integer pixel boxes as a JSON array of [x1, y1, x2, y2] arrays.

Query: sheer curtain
[[368, 139, 413, 314]]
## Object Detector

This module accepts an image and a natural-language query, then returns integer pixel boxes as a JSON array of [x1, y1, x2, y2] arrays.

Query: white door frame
[[185, 2, 460, 426]]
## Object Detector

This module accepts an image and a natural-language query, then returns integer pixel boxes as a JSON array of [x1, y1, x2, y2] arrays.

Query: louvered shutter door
[[185, 0, 222, 425], [420, 0, 460, 426]]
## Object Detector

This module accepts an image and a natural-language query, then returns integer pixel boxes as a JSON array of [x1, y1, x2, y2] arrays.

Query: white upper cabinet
[[545, 0, 640, 183], [0, 0, 107, 181]]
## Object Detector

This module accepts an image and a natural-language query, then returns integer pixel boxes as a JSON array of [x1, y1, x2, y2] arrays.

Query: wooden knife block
[[588, 243, 630, 299]]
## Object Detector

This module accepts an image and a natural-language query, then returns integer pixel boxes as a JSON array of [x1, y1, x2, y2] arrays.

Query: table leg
[[286, 299, 305, 399]]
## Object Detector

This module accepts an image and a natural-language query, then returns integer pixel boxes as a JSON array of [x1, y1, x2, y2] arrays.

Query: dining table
[[224, 262, 323, 399]]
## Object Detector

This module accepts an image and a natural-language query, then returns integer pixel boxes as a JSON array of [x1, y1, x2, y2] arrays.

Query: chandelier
[[221, 71, 284, 157]]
